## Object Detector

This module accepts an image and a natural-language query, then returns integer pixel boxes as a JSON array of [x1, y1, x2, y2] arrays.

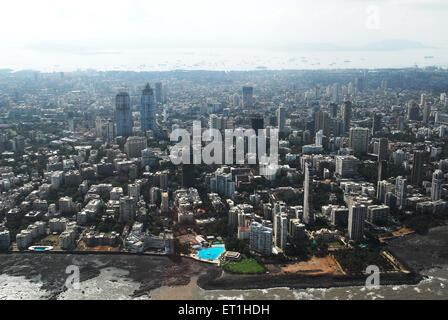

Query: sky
[[0, 0, 447, 70]]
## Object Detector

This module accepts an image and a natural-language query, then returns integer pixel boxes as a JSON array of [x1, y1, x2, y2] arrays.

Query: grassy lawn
[[223, 258, 265, 274]]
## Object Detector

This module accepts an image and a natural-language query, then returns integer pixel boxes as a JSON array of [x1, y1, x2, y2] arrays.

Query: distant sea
[[1, 47, 447, 72]]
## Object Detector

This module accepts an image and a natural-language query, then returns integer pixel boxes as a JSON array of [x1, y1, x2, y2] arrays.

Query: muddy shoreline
[[2, 226, 448, 298]]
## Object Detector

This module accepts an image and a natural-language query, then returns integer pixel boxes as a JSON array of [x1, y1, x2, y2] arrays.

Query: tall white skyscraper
[[249, 221, 273, 256], [315, 129, 324, 146], [395, 176, 407, 209], [303, 162, 314, 224], [431, 170, 444, 201]]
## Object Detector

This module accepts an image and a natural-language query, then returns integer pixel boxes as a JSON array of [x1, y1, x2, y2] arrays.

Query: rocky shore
[[197, 269, 422, 291], [2, 226, 448, 298]]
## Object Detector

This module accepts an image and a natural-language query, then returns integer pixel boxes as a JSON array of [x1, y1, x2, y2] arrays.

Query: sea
[[1, 47, 448, 72], [0, 263, 447, 300]]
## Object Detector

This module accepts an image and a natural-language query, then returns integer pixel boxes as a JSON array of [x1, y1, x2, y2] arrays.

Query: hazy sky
[[1, 0, 447, 53]]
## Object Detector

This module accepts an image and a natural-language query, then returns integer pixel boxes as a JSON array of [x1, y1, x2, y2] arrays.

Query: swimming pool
[[197, 247, 225, 260]]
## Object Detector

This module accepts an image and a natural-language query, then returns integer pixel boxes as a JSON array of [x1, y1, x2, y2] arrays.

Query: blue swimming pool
[[197, 247, 225, 260]]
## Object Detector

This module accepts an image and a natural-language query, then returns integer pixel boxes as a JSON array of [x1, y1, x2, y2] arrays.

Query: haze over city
[[1, 0, 448, 71]]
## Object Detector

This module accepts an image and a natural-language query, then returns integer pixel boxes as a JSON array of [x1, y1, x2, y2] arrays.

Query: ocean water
[[197, 267, 448, 300], [1, 47, 447, 72], [1, 265, 447, 300]]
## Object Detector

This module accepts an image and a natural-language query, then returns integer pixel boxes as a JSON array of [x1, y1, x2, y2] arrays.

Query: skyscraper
[[378, 160, 388, 182], [277, 105, 286, 133], [251, 115, 264, 135], [314, 110, 330, 136], [329, 102, 338, 118], [233, 93, 240, 107], [250, 221, 273, 256], [341, 100, 352, 132], [348, 202, 366, 242], [115, 91, 132, 137], [378, 138, 388, 161], [411, 150, 425, 186], [372, 113, 382, 135], [422, 103, 431, 124], [106, 119, 115, 145], [154, 82, 163, 104], [349, 127, 369, 156], [141, 83, 157, 133], [407, 100, 420, 121], [242, 86, 254, 109], [395, 176, 407, 209], [124, 136, 147, 158], [303, 163, 314, 224], [431, 170, 444, 201]]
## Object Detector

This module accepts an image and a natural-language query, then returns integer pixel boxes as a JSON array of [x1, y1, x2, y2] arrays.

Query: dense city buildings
[[0, 67, 447, 299]]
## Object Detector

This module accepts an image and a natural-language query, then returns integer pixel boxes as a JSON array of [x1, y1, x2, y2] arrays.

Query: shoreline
[[4, 225, 448, 296], [196, 268, 423, 292], [0, 251, 424, 294]]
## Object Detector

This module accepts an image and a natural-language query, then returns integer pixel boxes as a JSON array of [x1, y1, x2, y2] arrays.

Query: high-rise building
[[411, 150, 425, 186], [251, 116, 264, 134], [154, 82, 163, 104], [314, 110, 330, 136], [378, 160, 388, 182], [377, 138, 388, 161], [377, 180, 394, 203], [332, 83, 340, 103], [341, 100, 352, 132], [106, 120, 115, 145], [335, 155, 360, 177], [209, 114, 219, 131], [233, 93, 240, 107], [349, 127, 369, 156], [394, 149, 406, 167], [115, 91, 133, 137], [119, 196, 136, 223], [395, 176, 407, 209], [431, 170, 444, 201], [422, 103, 431, 124], [242, 86, 254, 109], [372, 113, 382, 135], [274, 213, 288, 250], [303, 163, 314, 224], [329, 103, 338, 118], [407, 100, 420, 121], [182, 164, 195, 188], [141, 83, 157, 132], [277, 105, 286, 133], [250, 221, 273, 256], [348, 203, 366, 242], [161, 192, 169, 213], [124, 136, 147, 158]]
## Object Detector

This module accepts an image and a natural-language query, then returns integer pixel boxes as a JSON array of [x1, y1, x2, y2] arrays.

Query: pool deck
[[190, 247, 226, 265]]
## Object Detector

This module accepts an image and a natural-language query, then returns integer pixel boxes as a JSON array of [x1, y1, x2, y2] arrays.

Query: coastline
[[4, 225, 448, 297]]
